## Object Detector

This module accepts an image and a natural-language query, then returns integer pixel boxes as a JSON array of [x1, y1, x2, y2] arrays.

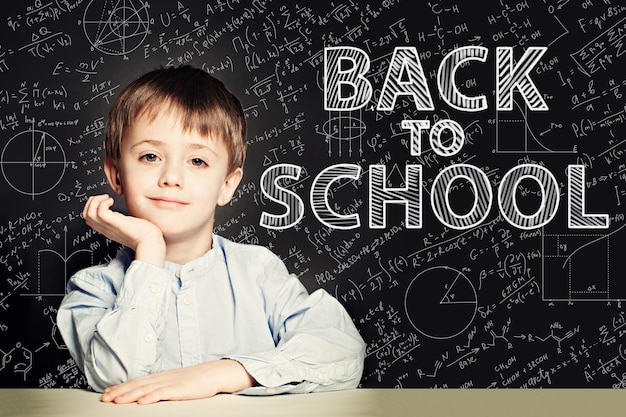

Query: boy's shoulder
[[215, 235, 288, 272], [216, 235, 292, 286], [216, 234, 276, 260]]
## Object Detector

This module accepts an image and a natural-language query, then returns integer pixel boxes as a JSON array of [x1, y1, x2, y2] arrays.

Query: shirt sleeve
[[56, 259, 171, 392], [226, 251, 366, 396]]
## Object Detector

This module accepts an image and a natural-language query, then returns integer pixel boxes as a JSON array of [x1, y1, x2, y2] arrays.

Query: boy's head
[[105, 65, 247, 174]]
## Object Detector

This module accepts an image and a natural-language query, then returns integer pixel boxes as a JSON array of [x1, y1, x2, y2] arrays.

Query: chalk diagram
[[0, 343, 32, 381], [317, 110, 366, 157], [494, 98, 577, 154], [21, 227, 93, 298], [1, 127, 68, 199], [81, 0, 150, 57], [542, 221, 626, 301], [404, 266, 477, 339]]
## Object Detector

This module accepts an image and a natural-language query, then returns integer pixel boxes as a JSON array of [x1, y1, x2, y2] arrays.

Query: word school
[[258, 46, 609, 231]]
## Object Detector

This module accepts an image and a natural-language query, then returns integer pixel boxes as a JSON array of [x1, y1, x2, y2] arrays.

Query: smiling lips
[[149, 196, 189, 207]]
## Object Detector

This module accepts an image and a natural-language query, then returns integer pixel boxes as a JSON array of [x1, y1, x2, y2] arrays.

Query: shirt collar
[[162, 234, 224, 275]]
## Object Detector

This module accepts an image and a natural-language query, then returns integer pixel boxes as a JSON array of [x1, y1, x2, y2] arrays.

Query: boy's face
[[104, 109, 242, 245]]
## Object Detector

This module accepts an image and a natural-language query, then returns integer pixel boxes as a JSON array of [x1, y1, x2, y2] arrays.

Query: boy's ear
[[217, 167, 243, 206], [104, 157, 124, 195]]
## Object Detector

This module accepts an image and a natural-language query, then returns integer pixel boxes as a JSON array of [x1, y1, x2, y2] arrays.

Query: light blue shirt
[[57, 235, 365, 395]]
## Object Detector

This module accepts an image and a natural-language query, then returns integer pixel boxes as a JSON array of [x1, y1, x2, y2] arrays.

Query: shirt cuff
[[226, 348, 354, 393]]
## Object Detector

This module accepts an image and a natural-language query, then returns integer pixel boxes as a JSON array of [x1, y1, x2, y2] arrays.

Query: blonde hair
[[105, 65, 247, 173]]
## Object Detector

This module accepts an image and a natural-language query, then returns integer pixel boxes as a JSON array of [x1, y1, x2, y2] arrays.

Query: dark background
[[1, 0, 625, 389]]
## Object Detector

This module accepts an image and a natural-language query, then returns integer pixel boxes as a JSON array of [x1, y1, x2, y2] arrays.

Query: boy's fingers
[[83, 194, 112, 223], [103, 379, 163, 404], [83, 196, 100, 225], [82, 195, 96, 220], [95, 196, 115, 220]]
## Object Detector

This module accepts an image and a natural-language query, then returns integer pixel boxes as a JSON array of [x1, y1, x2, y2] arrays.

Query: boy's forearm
[[58, 258, 172, 392], [214, 359, 258, 393], [101, 359, 257, 404]]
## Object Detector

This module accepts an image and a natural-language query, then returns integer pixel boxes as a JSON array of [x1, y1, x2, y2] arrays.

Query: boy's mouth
[[149, 196, 189, 207]]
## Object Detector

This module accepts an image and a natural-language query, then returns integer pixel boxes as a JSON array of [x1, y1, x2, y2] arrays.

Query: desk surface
[[1, 388, 625, 417]]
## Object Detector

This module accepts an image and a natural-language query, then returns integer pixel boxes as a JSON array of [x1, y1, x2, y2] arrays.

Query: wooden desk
[[1, 388, 624, 417]]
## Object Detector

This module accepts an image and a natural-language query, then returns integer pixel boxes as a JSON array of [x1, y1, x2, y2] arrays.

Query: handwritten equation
[[0, 0, 625, 389]]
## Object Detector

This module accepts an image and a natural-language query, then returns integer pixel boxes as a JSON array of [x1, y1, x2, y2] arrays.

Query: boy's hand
[[83, 194, 166, 266], [100, 359, 257, 404]]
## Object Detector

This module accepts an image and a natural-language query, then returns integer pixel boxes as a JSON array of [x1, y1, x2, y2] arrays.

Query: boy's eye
[[190, 158, 207, 167], [140, 153, 159, 163]]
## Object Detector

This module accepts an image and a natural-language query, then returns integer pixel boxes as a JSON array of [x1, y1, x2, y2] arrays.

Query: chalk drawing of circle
[[404, 266, 477, 340], [1, 129, 66, 197], [82, 0, 150, 56], [322, 116, 367, 141]]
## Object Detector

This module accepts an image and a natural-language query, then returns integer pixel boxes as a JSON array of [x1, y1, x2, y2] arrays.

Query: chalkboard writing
[[1, 0, 625, 389]]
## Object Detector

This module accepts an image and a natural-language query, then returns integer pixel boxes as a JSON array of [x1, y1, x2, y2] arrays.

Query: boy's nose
[[159, 162, 184, 188]]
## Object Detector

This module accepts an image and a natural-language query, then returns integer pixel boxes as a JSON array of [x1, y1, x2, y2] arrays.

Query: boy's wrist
[[134, 238, 166, 267], [214, 359, 257, 393]]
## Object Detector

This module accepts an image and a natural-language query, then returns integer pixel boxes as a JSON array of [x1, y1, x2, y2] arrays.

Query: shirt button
[[144, 334, 153, 343], [318, 373, 328, 381], [266, 388, 276, 394], [175, 270, 181, 278], [183, 296, 192, 306], [150, 283, 160, 294]]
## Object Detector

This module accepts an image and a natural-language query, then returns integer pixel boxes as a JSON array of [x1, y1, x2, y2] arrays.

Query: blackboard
[[1, 0, 626, 389]]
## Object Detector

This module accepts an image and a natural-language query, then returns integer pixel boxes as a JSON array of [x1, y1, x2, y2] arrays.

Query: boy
[[57, 65, 366, 404]]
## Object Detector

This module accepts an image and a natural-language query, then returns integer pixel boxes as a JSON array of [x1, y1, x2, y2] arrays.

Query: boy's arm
[[57, 258, 172, 392], [96, 265, 365, 403], [99, 358, 256, 404], [57, 194, 169, 391], [227, 254, 366, 395]]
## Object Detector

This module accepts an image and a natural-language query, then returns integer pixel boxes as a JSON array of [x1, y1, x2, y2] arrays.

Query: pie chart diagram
[[1, 129, 67, 197], [404, 266, 477, 340]]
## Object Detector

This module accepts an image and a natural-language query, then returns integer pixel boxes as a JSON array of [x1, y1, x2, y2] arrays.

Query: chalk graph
[[495, 98, 577, 154], [542, 221, 626, 302]]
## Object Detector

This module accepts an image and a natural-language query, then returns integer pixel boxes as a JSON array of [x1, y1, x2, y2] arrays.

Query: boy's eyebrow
[[188, 142, 219, 157], [130, 139, 164, 149], [131, 139, 219, 157]]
